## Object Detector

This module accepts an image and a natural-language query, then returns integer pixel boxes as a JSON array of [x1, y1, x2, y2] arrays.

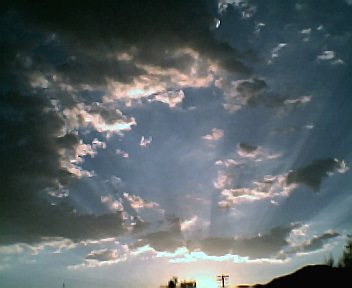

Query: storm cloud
[[9, 0, 251, 81], [0, 0, 253, 245], [286, 158, 347, 191], [131, 215, 184, 252], [198, 224, 300, 259], [289, 231, 340, 254]]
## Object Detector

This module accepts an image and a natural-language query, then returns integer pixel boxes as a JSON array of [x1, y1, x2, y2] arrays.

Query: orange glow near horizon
[[196, 276, 219, 288]]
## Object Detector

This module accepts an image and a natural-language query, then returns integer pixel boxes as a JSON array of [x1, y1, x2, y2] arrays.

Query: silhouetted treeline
[[237, 242, 352, 288], [324, 241, 352, 268], [251, 265, 351, 288]]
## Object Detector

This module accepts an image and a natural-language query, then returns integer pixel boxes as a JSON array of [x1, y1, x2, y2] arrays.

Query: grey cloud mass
[[198, 224, 300, 259], [10, 0, 251, 80], [286, 158, 343, 191], [0, 78, 132, 245], [235, 78, 267, 107], [57, 56, 146, 87], [132, 230, 185, 253], [289, 231, 340, 254], [239, 142, 259, 153], [131, 214, 184, 252], [3, 0, 248, 245]]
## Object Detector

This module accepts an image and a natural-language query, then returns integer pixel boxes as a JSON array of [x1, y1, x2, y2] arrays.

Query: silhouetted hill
[[251, 265, 351, 288]]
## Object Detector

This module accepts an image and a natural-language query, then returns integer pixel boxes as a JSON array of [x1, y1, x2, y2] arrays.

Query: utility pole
[[217, 274, 229, 288]]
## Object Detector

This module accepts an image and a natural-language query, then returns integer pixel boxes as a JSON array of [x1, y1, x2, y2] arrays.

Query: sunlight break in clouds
[[108, 48, 221, 106], [63, 103, 136, 133], [180, 216, 199, 232], [219, 174, 296, 206], [130, 245, 284, 265], [167, 250, 285, 265]]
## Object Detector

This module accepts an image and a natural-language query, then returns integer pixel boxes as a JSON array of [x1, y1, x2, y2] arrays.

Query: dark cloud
[[0, 90, 128, 245], [57, 56, 146, 87], [132, 230, 185, 253], [236, 78, 267, 107], [198, 224, 298, 259], [131, 215, 184, 252], [289, 231, 340, 254], [131, 217, 151, 234], [0, 198, 125, 245], [2, 0, 253, 246], [286, 158, 341, 191], [199, 237, 236, 256], [220, 76, 311, 114], [239, 142, 259, 153], [7, 0, 251, 80], [0, 91, 75, 201]]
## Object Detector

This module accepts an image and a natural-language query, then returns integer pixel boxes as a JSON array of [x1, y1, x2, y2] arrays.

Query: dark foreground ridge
[[248, 265, 351, 288]]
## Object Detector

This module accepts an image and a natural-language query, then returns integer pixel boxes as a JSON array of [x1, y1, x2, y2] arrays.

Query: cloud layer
[[1, 0, 249, 245]]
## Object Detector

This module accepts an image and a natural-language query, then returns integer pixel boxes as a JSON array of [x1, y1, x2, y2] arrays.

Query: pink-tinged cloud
[[180, 216, 199, 232], [202, 128, 224, 141]]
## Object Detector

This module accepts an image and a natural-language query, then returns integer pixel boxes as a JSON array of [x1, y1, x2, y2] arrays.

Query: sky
[[1, 0, 352, 287]]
